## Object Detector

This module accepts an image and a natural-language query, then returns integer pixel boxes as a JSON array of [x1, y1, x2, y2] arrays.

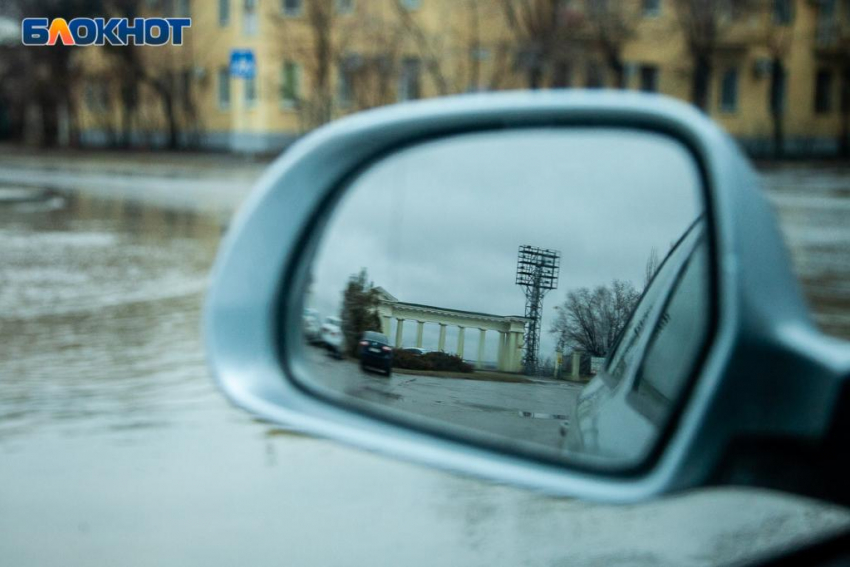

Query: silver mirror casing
[[204, 91, 849, 503]]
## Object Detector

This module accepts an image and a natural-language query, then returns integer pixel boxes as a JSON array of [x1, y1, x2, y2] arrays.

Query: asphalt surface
[[305, 346, 581, 454]]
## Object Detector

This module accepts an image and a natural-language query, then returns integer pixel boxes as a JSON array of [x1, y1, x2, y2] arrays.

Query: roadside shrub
[[393, 351, 474, 373], [392, 350, 433, 370]]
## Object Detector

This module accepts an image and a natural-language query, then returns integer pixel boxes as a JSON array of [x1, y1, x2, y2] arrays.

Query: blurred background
[[2, 0, 850, 157], [1, 2, 849, 566]]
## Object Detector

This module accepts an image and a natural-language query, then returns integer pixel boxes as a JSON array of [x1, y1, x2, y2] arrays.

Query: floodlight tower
[[515, 245, 561, 375]]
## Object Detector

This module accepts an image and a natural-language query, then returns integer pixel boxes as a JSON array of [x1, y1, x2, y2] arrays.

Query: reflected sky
[[310, 128, 702, 361]]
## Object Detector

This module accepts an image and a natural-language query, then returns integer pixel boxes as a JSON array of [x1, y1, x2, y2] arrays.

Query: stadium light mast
[[515, 245, 561, 375]]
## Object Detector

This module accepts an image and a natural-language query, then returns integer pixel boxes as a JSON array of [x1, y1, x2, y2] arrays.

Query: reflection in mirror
[[297, 128, 709, 470]]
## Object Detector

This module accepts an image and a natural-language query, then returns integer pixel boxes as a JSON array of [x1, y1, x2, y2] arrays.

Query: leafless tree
[[550, 279, 640, 357], [1, 0, 104, 146], [584, 0, 640, 88], [498, 0, 583, 89], [672, 0, 759, 110], [765, 24, 793, 159], [270, 0, 337, 129], [392, 0, 451, 96], [391, 1, 509, 96], [272, 1, 406, 131], [644, 247, 660, 289]]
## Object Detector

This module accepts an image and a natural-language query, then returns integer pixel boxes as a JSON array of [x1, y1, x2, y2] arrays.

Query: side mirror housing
[[205, 92, 849, 504]]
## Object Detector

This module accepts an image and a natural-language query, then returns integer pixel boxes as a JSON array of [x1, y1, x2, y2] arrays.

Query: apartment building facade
[[73, 0, 850, 156]]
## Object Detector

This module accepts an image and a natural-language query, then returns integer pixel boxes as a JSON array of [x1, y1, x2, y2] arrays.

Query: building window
[[180, 69, 193, 109], [218, 67, 231, 108], [338, 54, 363, 108], [398, 57, 421, 101], [822, 0, 837, 20], [771, 62, 787, 115], [243, 0, 258, 35], [219, 0, 230, 25], [400, 0, 421, 10], [719, 68, 738, 112], [282, 0, 302, 16], [245, 74, 257, 107], [773, 0, 793, 24], [85, 81, 109, 112], [552, 61, 571, 88], [842, 66, 850, 114], [280, 61, 300, 107], [639, 65, 659, 92], [335, 0, 354, 14], [175, 0, 190, 17], [338, 65, 353, 108], [642, 0, 660, 17], [815, 69, 834, 113]]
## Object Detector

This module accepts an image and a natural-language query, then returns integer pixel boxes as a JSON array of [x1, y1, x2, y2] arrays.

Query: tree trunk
[[607, 53, 626, 89], [164, 94, 178, 150], [770, 59, 786, 160], [840, 66, 850, 158], [691, 54, 712, 111], [39, 98, 59, 148], [527, 64, 543, 89], [155, 84, 179, 150]]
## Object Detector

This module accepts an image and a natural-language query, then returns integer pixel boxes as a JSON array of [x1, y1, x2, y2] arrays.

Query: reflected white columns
[[477, 329, 486, 369], [497, 331, 507, 371], [571, 351, 581, 378], [457, 326, 465, 359], [438, 323, 447, 352], [507, 331, 518, 372], [395, 318, 404, 348], [381, 316, 391, 337], [416, 321, 424, 348]]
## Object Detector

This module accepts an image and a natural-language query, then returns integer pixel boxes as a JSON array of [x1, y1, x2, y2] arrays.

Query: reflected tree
[[550, 279, 640, 358], [644, 247, 660, 290], [340, 268, 383, 357]]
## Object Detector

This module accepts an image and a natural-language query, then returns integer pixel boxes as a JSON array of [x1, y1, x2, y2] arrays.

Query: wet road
[[306, 346, 580, 454], [1, 153, 848, 567], [760, 164, 850, 339]]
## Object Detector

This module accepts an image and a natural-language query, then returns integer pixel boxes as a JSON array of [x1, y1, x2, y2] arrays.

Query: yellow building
[[74, 0, 850, 156]]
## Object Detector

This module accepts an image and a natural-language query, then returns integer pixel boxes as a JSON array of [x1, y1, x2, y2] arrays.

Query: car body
[[320, 316, 344, 357], [358, 331, 393, 375], [567, 220, 707, 461], [401, 347, 427, 355]]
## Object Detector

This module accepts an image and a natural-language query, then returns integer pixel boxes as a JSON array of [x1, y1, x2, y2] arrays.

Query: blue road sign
[[230, 49, 256, 79]]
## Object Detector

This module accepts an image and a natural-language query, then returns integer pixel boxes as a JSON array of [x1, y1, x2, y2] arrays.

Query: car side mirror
[[205, 92, 849, 504]]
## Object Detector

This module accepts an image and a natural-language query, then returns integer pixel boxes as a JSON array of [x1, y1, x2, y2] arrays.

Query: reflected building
[[375, 288, 528, 373]]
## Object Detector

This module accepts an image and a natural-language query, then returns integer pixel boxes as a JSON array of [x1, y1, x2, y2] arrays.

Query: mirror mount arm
[[707, 336, 850, 506]]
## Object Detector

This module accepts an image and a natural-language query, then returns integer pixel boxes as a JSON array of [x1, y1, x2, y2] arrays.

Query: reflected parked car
[[359, 331, 393, 376], [302, 308, 321, 344], [401, 347, 427, 355], [320, 316, 344, 358]]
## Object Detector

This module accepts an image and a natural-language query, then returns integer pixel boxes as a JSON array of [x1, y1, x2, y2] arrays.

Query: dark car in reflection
[[401, 347, 428, 355], [358, 331, 394, 376]]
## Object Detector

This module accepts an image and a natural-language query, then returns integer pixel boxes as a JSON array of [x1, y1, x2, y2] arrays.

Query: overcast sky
[[308, 128, 702, 364]]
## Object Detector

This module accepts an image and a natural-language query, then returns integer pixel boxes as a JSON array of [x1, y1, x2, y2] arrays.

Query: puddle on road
[[518, 411, 569, 421], [0, 190, 223, 442]]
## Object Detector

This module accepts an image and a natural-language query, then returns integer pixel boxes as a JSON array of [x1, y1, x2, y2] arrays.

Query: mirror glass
[[296, 128, 710, 470]]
